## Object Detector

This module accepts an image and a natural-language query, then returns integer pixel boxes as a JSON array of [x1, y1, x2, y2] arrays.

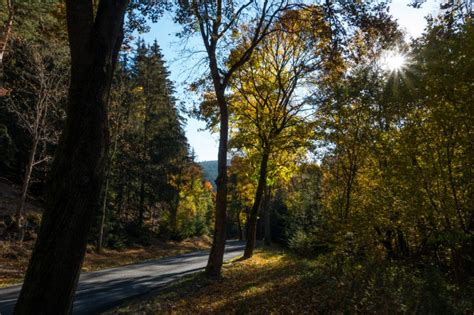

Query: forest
[[0, 0, 472, 314]]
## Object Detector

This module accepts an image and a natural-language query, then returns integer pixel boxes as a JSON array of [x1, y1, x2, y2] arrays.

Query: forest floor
[[107, 248, 328, 314], [107, 247, 474, 314]]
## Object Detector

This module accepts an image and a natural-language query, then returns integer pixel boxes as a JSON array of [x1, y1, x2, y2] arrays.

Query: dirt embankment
[[0, 177, 43, 238], [0, 178, 44, 286]]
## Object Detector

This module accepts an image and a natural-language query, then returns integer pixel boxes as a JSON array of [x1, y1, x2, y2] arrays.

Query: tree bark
[[243, 152, 269, 259], [14, 0, 128, 313], [205, 88, 229, 277]]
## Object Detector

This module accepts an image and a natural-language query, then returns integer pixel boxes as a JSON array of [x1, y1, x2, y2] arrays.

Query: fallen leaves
[[108, 249, 326, 315]]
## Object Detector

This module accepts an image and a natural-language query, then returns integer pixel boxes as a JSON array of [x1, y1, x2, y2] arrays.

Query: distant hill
[[199, 160, 218, 191]]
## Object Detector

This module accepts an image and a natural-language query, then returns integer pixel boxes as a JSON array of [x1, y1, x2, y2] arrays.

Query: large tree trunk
[[14, 0, 128, 313], [243, 152, 269, 259], [205, 89, 229, 277]]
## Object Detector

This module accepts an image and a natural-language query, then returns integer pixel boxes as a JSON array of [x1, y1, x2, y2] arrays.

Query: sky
[[141, 0, 440, 162]]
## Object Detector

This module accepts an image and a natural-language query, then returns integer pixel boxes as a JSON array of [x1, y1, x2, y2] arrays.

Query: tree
[[228, 156, 256, 240], [14, 0, 130, 312], [229, 8, 324, 258], [95, 42, 208, 249], [0, 0, 14, 96], [96, 56, 132, 252], [6, 41, 67, 239], [307, 3, 473, 285], [177, 0, 289, 276], [0, 0, 69, 96], [128, 40, 188, 231], [0, 0, 70, 186]]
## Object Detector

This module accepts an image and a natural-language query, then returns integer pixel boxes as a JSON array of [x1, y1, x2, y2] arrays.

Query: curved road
[[0, 240, 244, 314]]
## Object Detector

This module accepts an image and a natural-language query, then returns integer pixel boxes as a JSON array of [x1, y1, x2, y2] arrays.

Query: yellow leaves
[[240, 284, 267, 298], [230, 27, 241, 40], [239, 211, 248, 224], [131, 86, 144, 93]]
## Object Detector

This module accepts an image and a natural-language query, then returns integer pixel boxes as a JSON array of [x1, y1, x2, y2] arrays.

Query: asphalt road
[[0, 240, 244, 315]]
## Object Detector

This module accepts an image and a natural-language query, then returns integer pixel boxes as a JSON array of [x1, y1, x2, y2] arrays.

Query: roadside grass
[[0, 236, 211, 288], [106, 247, 474, 314]]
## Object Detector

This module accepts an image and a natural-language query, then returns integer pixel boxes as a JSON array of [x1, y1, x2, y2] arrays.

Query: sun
[[381, 50, 408, 72]]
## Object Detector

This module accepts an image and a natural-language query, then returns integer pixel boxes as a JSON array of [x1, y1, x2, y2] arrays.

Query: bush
[[288, 230, 314, 256], [309, 252, 474, 314], [288, 229, 332, 257]]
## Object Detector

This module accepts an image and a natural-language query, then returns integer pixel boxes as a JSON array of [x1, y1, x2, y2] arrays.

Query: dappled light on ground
[[110, 249, 473, 314]]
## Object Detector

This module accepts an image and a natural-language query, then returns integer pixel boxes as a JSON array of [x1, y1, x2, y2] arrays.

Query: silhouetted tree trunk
[[14, 0, 128, 313], [244, 152, 269, 258]]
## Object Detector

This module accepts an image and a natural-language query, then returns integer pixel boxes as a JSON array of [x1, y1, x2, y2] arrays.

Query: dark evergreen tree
[[97, 40, 211, 247]]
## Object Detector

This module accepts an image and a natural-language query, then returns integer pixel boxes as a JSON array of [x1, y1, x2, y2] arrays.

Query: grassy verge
[[107, 248, 474, 314], [0, 237, 211, 288]]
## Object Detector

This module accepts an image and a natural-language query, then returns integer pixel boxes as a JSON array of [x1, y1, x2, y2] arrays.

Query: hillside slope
[[199, 161, 218, 191]]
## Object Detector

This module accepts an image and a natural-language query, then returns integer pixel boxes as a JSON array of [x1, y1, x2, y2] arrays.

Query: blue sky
[[141, 0, 440, 162]]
